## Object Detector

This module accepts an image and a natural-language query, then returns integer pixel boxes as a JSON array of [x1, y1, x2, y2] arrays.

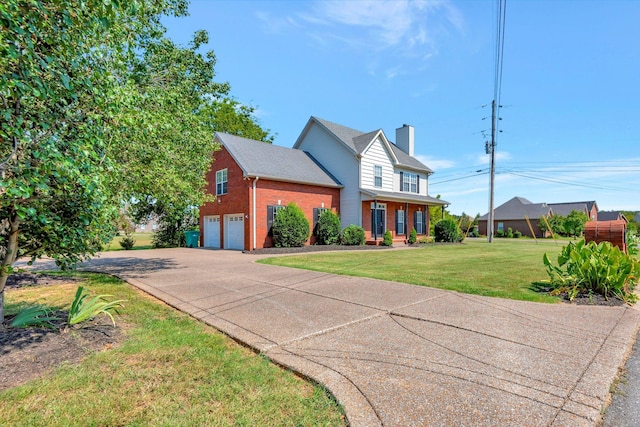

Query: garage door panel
[[203, 215, 220, 248], [225, 214, 244, 250]]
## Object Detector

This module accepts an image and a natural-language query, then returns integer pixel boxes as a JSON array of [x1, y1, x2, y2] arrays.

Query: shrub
[[434, 219, 463, 243], [316, 210, 341, 245], [513, 230, 522, 238], [272, 203, 310, 248], [342, 225, 365, 246], [382, 230, 393, 246], [506, 227, 514, 238], [119, 232, 135, 250], [495, 229, 504, 238], [408, 227, 417, 244], [627, 231, 639, 256], [543, 240, 640, 303]]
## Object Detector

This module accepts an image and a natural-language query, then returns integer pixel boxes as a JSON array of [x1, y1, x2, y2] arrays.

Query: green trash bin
[[184, 231, 200, 248]]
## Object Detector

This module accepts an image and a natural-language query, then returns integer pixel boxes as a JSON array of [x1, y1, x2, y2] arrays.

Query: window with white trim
[[402, 172, 418, 193], [415, 211, 424, 234], [374, 165, 382, 187], [216, 169, 228, 195], [396, 210, 405, 235]]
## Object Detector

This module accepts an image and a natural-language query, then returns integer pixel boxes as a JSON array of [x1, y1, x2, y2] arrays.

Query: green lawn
[[103, 232, 154, 251], [258, 238, 569, 303], [1, 272, 345, 426]]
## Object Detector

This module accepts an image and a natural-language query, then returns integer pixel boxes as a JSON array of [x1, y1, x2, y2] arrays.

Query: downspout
[[253, 176, 259, 250]]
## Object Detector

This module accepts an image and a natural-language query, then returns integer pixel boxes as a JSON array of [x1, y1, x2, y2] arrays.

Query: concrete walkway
[[33, 248, 640, 426]]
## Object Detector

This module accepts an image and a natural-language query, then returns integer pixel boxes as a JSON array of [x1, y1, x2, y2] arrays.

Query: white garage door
[[224, 214, 244, 250], [203, 215, 220, 248]]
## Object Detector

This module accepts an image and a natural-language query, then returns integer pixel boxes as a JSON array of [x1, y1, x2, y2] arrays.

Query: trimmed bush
[[272, 203, 310, 247], [543, 240, 640, 303], [342, 225, 365, 246], [316, 210, 341, 245], [513, 230, 522, 238], [382, 230, 393, 246], [434, 219, 463, 243], [506, 227, 514, 238], [408, 227, 417, 244]]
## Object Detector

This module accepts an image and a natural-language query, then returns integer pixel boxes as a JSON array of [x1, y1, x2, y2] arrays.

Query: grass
[[1, 272, 346, 426], [103, 232, 154, 251], [258, 238, 569, 303]]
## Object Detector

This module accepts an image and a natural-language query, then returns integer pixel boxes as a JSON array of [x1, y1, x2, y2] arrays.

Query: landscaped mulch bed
[[0, 273, 124, 391]]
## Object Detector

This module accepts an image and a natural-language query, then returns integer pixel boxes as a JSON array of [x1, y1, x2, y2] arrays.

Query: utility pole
[[488, 99, 497, 243]]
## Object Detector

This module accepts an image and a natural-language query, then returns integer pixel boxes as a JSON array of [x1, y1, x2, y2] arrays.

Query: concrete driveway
[[32, 248, 640, 426]]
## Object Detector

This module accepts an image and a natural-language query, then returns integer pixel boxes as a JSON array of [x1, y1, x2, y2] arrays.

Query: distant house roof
[[215, 132, 342, 188], [478, 196, 551, 221], [302, 117, 434, 174], [598, 211, 628, 222], [548, 201, 595, 216]]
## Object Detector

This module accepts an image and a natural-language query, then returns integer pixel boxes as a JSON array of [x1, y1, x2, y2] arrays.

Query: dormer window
[[374, 165, 382, 187]]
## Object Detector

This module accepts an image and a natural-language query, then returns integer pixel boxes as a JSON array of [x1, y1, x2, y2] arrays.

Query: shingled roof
[[548, 201, 595, 216], [307, 117, 434, 174], [215, 132, 342, 188], [478, 196, 551, 221]]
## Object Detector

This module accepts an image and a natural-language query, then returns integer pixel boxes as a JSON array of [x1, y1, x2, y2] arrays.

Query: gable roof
[[295, 117, 434, 174], [547, 201, 595, 216], [598, 211, 628, 222], [215, 132, 342, 188], [478, 196, 551, 221]]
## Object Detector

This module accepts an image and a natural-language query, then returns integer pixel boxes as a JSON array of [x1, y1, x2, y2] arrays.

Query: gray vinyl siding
[[360, 137, 394, 192], [296, 123, 360, 228]]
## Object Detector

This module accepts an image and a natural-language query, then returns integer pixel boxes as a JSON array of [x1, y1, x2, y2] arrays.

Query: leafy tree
[[539, 215, 565, 236], [315, 210, 341, 245], [564, 210, 588, 237], [0, 1, 271, 323], [272, 203, 310, 248]]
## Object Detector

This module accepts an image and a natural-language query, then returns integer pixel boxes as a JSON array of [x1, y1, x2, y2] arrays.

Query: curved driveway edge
[[29, 248, 640, 426]]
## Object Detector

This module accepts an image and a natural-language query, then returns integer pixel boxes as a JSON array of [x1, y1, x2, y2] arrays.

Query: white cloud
[[415, 155, 455, 170]]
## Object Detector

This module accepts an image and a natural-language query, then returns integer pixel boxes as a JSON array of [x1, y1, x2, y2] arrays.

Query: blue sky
[[164, 0, 640, 216]]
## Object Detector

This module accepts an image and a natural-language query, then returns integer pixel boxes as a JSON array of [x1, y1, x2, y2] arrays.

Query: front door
[[371, 203, 386, 238]]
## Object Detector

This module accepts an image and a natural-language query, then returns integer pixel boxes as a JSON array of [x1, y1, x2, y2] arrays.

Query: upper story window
[[401, 172, 418, 193], [216, 169, 228, 195], [374, 165, 382, 187]]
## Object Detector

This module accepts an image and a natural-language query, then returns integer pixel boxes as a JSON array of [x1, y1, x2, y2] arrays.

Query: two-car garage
[[203, 214, 244, 250]]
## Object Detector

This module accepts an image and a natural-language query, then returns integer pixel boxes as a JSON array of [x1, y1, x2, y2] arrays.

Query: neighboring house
[[134, 215, 160, 233], [199, 117, 448, 250], [477, 197, 552, 238], [478, 197, 600, 238], [598, 211, 628, 223], [548, 201, 598, 221]]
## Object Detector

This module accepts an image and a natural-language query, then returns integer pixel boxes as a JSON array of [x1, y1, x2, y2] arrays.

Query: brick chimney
[[395, 124, 414, 156]]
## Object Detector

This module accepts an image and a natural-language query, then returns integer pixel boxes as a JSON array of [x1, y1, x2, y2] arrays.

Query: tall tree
[[0, 0, 270, 323]]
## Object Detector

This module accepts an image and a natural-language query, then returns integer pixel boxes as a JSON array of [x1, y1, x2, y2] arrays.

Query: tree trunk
[[0, 211, 20, 325]]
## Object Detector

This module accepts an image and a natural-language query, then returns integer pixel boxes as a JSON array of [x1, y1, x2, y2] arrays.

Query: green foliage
[[9, 305, 59, 329], [68, 286, 125, 327], [408, 227, 417, 244], [149, 206, 199, 248], [506, 227, 514, 238], [382, 230, 393, 246], [542, 240, 640, 303], [495, 229, 504, 238], [272, 203, 310, 248], [315, 210, 341, 245], [513, 230, 522, 238], [564, 210, 588, 237], [119, 233, 136, 250], [628, 230, 639, 256], [434, 219, 463, 243], [341, 225, 365, 246]]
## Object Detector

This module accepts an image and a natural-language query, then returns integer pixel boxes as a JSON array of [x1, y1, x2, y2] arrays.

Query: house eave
[[360, 189, 449, 206], [245, 174, 343, 189]]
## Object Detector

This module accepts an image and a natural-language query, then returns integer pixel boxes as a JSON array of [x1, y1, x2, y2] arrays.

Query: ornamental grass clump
[[543, 240, 640, 304], [68, 286, 126, 327]]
